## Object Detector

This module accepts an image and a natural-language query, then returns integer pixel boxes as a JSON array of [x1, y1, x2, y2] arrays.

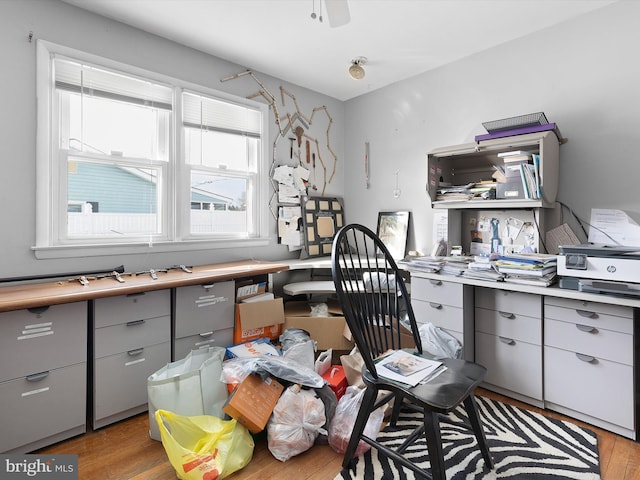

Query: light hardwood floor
[[37, 388, 639, 479]]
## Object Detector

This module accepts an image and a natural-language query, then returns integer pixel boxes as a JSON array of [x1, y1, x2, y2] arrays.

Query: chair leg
[[342, 386, 378, 469], [423, 409, 446, 480], [390, 393, 403, 426], [464, 395, 494, 470]]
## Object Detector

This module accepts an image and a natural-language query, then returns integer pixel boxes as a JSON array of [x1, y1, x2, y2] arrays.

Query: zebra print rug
[[334, 395, 600, 479]]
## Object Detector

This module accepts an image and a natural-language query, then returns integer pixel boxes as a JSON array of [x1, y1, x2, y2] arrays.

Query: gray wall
[[343, 1, 640, 255], [0, 0, 344, 279]]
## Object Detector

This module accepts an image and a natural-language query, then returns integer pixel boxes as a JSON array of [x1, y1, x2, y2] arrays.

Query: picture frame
[[376, 211, 410, 260], [301, 196, 344, 258]]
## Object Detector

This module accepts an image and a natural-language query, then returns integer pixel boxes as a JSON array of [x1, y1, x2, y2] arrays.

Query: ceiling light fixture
[[348, 57, 367, 80]]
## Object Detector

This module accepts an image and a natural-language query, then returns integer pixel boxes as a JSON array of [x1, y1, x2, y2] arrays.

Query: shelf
[[432, 199, 544, 210], [427, 131, 559, 209]]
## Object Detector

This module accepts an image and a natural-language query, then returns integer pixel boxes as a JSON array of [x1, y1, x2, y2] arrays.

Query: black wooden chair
[[331, 224, 493, 480]]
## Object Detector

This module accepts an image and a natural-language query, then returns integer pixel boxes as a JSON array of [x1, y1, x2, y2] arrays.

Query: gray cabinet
[[0, 302, 87, 453], [475, 287, 543, 406], [425, 131, 560, 256], [92, 290, 171, 429], [410, 275, 474, 359], [544, 297, 635, 439], [174, 281, 235, 360], [427, 131, 560, 209]]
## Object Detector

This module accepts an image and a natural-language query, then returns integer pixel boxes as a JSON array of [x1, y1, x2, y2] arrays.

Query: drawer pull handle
[[128, 348, 144, 356], [576, 353, 596, 363], [429, 279, 442, 286], [498, 311, 515, 319], [26, 371, 50, 382], [575, 309, 597, 319], [576, 324, 597, 334], [126, 292, 146, 298], [27, 306, 50, 315], [429, 302, 443, 310], [498, 336, 515, 345], [202, 283, 216, 290], [199, 331, 215, 338], [126, 319, 146, 327]]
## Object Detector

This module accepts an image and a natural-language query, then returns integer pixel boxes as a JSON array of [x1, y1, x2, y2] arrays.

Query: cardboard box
[[322, 365, 348, 399], [234, 297, 285, 344], [342, 318, 416, 351], [236, 280, 267, 301], [222, 374, 284, 434], [284, 300, 354, 351]]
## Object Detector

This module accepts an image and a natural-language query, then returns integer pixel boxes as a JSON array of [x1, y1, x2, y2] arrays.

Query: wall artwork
[[377, 211, 410, 260], [301, 197, 344, 258], [220, 69, 337, 198]]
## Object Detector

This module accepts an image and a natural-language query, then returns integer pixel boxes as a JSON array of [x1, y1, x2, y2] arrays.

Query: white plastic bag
[[328, 386, 384, 457], [267, 385, 327, 462], [340, 347, 365, 388], [148, 347, 228, 441], [418, 322, 463, 359]]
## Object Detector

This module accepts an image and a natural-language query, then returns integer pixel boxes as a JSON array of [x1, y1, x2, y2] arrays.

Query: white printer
[[557, 244, 640, 296]]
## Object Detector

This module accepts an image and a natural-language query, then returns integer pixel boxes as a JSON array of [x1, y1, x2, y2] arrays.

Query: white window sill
[[32, 237, 271, 260]]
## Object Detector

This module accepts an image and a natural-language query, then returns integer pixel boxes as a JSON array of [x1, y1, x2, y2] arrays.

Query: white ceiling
[[61, 0, 616, 101]]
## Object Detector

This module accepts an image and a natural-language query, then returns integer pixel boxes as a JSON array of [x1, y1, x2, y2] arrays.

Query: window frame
[[35, 40, 270, 259]]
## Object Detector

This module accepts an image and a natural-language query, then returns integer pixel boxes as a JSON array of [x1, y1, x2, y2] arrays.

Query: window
[[183, 91, 261, 237], [35, 41, 268, 257]]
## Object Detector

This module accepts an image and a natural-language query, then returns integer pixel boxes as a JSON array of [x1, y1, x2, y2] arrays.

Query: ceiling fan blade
[[325, 0, 350, 27]]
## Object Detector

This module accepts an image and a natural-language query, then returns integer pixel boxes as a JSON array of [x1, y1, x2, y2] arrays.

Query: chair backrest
[[331, 224, 423, 379]]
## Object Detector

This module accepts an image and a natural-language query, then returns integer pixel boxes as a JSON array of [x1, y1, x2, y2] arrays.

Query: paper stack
[[376, 350, 445, 387], [495, 253, 558, 286]]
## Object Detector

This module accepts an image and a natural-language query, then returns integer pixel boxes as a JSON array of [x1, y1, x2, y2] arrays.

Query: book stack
[[401, 256, 445, 273], [494, 253, 558, 286], [436, 182, 497, 202], [435, 183, 474, 202], [464, 254, 504, 282], [496, 151, 542, 200], [441, 256, 472, 276]]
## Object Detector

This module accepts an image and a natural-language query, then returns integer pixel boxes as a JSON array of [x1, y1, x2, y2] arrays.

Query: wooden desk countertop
[[0, 259, 289, 313]]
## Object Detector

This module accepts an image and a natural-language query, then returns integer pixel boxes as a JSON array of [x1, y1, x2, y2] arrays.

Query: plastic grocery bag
[[148, 347, 228, 441], [155, 409, 254, 480], [267, 385, 327, 461], [328, 386, 384, 457], [418, 322, 463, 359]]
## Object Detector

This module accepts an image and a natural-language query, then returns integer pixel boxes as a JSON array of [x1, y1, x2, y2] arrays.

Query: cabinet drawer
[[0, 302, 87, 383], [412, 299, 463, 333], [0, 362, 86, 453], [544, 304, 633, 335], [475, 308, 541, 345], [544, 296, 633, 321], [475, 331, 542, 400], [544, 345, 634, 430], [95, 315, 170, 358], [544, 318, 632, 365], [175, 282, 235, 338], [94, 341, 170, 425], [411, 277, 463, 307], [174, 327, 234, 361], [94, 290, 170, 328], [475, 288, 541, 317]]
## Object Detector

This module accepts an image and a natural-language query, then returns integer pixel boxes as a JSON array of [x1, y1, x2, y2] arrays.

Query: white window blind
[[183, 91, 261, 137], [54, 56, 173, 110]]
